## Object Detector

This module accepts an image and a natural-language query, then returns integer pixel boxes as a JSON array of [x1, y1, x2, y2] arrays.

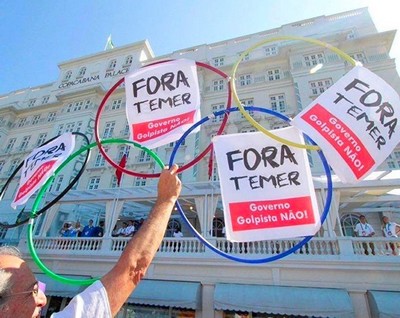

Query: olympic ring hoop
[[231, 35, 358, 151], [169, 106, 333, 263], [0, 132, 90, 229], [95, 60, 232, 178], [27, 138, 164, 285]]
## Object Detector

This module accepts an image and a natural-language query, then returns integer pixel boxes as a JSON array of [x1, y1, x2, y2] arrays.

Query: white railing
[[27, 236, 400, 259], [352, 237, 400, 256]]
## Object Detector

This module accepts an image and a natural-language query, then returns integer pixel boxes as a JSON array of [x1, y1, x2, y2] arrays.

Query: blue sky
[[1, 0, 399, 94]]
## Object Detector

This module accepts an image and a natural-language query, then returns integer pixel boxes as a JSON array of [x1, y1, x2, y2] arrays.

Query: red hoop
[[95, 60, 232, 178]]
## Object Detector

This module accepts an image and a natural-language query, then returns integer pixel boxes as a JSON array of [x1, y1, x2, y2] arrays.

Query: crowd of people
[[59, 220, 104, 238]]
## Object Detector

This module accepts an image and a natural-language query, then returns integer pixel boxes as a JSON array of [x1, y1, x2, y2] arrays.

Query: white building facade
[[0, 7, 400, 318]]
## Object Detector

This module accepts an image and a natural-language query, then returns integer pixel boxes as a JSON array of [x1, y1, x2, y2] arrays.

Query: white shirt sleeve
[[51, 280, 112, 318]]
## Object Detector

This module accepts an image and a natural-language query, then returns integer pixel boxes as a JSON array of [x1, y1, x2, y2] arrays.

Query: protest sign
[[213, 128, 320, 242], [293, 66, 400, 183], [125, 59, 201, 148], [11, 133, 75, 209]]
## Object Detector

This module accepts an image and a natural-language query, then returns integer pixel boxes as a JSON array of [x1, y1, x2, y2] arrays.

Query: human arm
[[100, 164, 182, 316]]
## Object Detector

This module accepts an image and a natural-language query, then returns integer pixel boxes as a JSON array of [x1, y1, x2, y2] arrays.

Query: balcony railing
[[23, 236, 400, 259]]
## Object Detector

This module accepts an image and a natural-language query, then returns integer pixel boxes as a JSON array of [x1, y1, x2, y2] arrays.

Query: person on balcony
[[122, 220, 135, 237], [81, 219, 96, 237], [0, 165, 182, 318], [354, 215, 375, 255], [173, 227, 183, 252], [382, 216, 400, 255]]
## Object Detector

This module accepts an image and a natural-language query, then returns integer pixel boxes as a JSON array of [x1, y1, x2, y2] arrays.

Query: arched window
[[125, 55, 133, 66], [64, 70, 72, 81], [340, 214, 360, 236], [166, 219, 181, 237], [78, 67, 86, 77], [212, 218, 224, 237], [108, 59, 117, 70]]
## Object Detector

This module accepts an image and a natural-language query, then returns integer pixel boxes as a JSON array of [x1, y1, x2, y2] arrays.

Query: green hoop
[[27, 138, 164, 285], [231, 35, 357, 151]]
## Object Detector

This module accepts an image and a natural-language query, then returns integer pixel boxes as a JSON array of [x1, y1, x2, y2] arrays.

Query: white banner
[[213, 128, 320, 242], [125, 59, 201, 149], [292, 66, 400, 183], [11, 133, 75, 209]]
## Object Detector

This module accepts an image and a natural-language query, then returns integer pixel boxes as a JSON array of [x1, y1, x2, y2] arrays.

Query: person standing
[[354, 215, 375, 255], [382, 216, 400, 255], [81, 219, 96, 237], [173, 228, 183, 252]]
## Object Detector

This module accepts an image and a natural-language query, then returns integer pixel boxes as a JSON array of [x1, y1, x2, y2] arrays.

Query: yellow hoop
[[231, 35, 357, 151]]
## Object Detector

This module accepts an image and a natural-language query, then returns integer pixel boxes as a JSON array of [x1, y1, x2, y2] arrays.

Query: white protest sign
[[213, 128, 320, 242], [125, 59, 201, 149], [292, 66, 400, 183], [11, 133, 75, 209]]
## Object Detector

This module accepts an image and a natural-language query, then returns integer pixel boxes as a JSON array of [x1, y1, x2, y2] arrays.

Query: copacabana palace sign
[[57, 66, 131, 89]]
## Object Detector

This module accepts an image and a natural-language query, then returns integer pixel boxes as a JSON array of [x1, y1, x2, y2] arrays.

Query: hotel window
[[267, 69, 281, 81], [32, 115, 41, 125], [117, 145, 130, 161], [65, 122, 75, 133], [350, 52, 367, 65], [73, 101, 84, 111], [213, 56, 224, 67], [88, 177, 101, 190], [387, 161, 396, 169], [341, 214, 360, 237], [240, 98, 254, 117], [309, 79, 332, 95], [75, 121, 83, 132], [123, 123, 130, 136], [28, 99, 36, 107], [54, 175, 64, 192], [134, 176, 147, 187], [36, 133, 47, 146], [110, 175, 118, 188], [241, 127, 256, 133], [212, 79, 224, 91], [78, 67, 86, 77], [265, 45, 278, 56], [5, 138, 16, 152], [64, 71, 72, 81], [125, 55, 133, 66], [95, 150, 107, 167], [103, 121, 115, 138], [18, 118, 27, 127], [8, 159, 19, 176], [211, 104, 225, 123], [238, 51, 250, 61], [111, 99, 122, 110], [270, 94, 286, 113], [19, 136, 31, 151], [56, 124, 64, 135], [239, 74, 252, 86], [108, 59, 117, 70], [47, 112, 56, 122], [84, 100, 91, 109], [0, 161, 5, 173], [304, 53, 325, 67], [138, 150, 151, 162], [41, 96, 50, 104], [394, 151, 400, 159]]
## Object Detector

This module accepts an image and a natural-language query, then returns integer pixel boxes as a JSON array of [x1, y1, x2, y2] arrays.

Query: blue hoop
[[169, 106, 333, 263]]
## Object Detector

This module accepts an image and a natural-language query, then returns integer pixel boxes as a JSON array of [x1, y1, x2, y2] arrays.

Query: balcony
[[19, 235, 400, 260]]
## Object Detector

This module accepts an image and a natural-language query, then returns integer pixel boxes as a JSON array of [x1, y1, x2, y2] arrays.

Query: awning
[[128, 280, 201, 310], [35, 273, 88, 297], [214, 283, 354, 318], [367, 290, 400, 318]]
